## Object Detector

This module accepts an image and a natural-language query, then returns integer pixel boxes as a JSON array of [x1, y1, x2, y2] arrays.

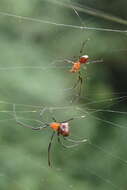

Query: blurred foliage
[[0, 0, 127, 190]]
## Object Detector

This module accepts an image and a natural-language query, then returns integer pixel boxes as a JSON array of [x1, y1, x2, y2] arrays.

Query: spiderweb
[[0, 0, 127, 190]]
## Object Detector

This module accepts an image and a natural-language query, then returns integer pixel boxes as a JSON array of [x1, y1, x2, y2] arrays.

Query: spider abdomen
[[59, 122, 69, 136], [79, 55, 89, 64]]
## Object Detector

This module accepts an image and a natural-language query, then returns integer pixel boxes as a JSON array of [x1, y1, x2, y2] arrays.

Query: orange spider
[[13, 105, 87, 167], [70, 55, 89, 73], [65, 40, 89, 97], [65, 40, 102, 97]]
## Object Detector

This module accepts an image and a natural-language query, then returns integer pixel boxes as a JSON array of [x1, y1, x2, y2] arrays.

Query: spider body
[[70, 55, 89, 73], [70, 61, 81, 73], [79, 55, 89, 64], [13, 105, 87, 167], [50, 122, 60, 131], [50, 122, 69, 136], [58, 122, 69, 136]]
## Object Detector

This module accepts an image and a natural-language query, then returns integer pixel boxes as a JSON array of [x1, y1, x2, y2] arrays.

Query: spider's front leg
[[13, 104, 48, 130], [16, 119, 47, 130]]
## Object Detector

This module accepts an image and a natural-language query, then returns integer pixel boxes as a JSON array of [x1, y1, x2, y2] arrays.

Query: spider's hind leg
[[78, 72, 83, 97], [72, 71, 82, 89], [71, 71, 83, 102], [57, 135, 82, 148], [48, 131, 55, 167]]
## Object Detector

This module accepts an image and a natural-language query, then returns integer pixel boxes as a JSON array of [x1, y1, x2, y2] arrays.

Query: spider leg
[[72, 71, 82, 90], [62, 67, 83, 95], [40, 107, 47, 117], [39, 107, 48, 122], [57, 135, 81, 148], [78, 72, 83, 97], [86, 59, 103, 66], [48, 131, 55, 167], [70, 72, 83, 102], [60, 118, 74, 123], [63, 136, 87, 144], [79, 39, 90, 55], [63, 59, 74, 64], [60, 115, 86, 123], [51, 117, 57, 122], [13, 104, 48, 130]]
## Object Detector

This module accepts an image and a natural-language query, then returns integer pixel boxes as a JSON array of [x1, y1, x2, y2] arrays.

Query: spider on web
[[13, 104, 87, 167], [63, 39, 102, 98], [65, 39, 89, 97]]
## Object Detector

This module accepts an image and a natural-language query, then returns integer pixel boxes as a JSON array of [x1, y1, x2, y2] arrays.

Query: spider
[[64, 40, 89, 97], [64, 39, 102, 98], [13, 105, 87, 167]]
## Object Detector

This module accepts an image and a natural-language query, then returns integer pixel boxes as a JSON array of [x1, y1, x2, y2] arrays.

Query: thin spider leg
[[13, 104, 48, 130], [39, 107, 48, 121], [87, 59, 103, 65], [61, 115, 86, 123], [79, 39, 89, 55], [48, 131, 55, 167], [78, 73, 83, 97], [40, 107, 47, 116], [39, 107, 52, 125], [49, 107, 57, 122], [57, 135, 81, 148], [63, 136, 87, 143], [60, 118, 74, 123], [73, 72, 82, 89], [63, 58, 74, 64], [52, 117, 57, 122], [70, 71, 82, 94], [71, 72, 83, 102], [16, 119, 47, 130]]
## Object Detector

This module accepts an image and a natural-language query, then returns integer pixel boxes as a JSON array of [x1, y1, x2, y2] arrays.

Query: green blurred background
[[0, 0, 127, 189]]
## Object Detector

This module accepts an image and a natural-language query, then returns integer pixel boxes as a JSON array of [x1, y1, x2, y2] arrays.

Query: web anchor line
[[0, 11, 127, 33]]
